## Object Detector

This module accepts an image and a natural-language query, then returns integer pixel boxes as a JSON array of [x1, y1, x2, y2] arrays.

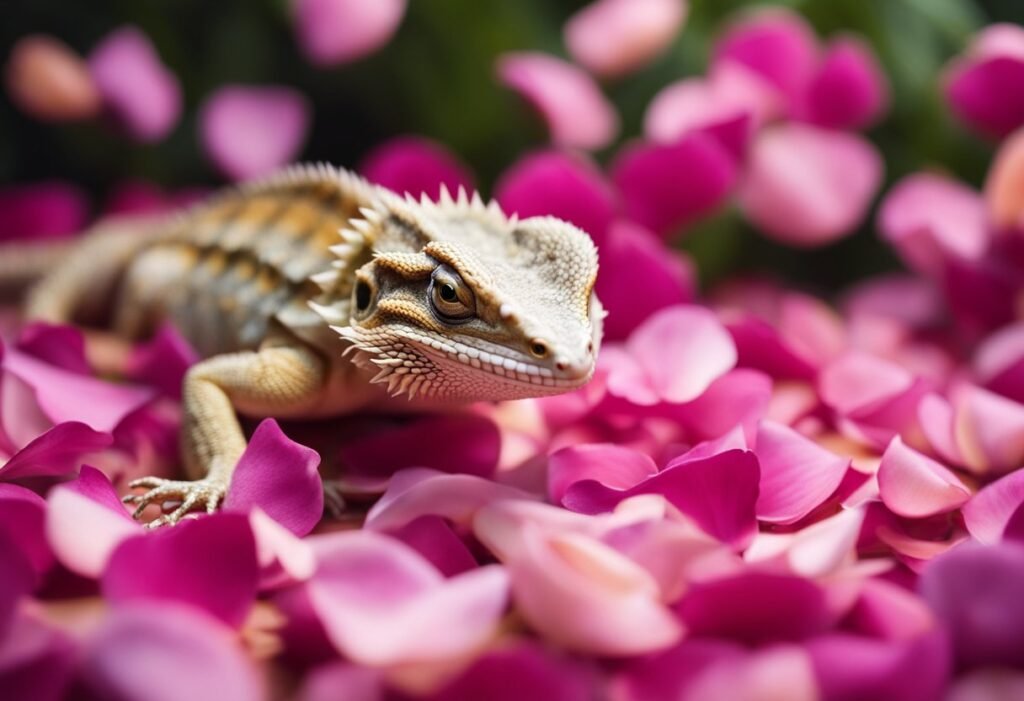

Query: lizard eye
[[430, 265, 475, 321]]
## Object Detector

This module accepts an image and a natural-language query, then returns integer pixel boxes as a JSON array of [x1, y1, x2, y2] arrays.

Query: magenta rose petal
[[975, 322, 1024, 403], [802, 37, 889, 130], [14, 323, 90, 375], [738, 123, 883, 246], [754, 421, 850, 524], [88, 26, 182, 142], [0, 528, 34, 637], [877, 436, 970, 518], [125, 323, 200, 399], [0, 611, 77, 701], [947, 670, 1024, 701], [0, 422, 111, 481], [549, 443, 658, 510], [564, 0, 687, 79], [644, 76, 755, 158], [962, 468, 1024, 544], [388, 515, 478, 577], [298, 663, 382, 701], [945, 24, 1024, 139], [0, 484, 52, 577], [920, 542, 1024, 669], [46, 465, 139, 578], [292, 0, 406, 67], [611, 135, 738, 238], [494, 150, 617, 246], [845, 577, 937, 641], [102, 513, 259, 627], [80, 603, 264, 701], [222, 419, 323, 537], [0, 181, 89, 243], [612, 639, 745, 701], [496, 52, 618, 150], [360, 136, 473, 200], [199, 85, 311, 181]]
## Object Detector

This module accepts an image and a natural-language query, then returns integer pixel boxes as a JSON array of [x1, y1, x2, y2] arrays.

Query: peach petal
[[4, 35, 101, 122], [565, 0, 687, 78], [985, 126, 1024, 229]]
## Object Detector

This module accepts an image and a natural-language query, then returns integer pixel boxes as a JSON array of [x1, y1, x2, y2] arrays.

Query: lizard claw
[[123, 477, 226, 528]]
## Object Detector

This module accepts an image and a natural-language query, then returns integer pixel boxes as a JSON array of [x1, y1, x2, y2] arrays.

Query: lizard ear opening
[[355, 280, 372, 310]]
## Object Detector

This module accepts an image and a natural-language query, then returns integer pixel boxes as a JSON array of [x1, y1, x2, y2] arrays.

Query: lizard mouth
[[418, 341, 593, 391]]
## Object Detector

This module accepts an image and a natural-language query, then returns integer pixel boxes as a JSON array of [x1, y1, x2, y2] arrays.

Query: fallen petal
[[292, 0, 407, 66], [4, 34, 101, 122], [360, 136, 473, 200], [565, 0, 687, 78], [801, 37, 889, 130], [0, 181, 89, 243], [877, 436, 970, 518]]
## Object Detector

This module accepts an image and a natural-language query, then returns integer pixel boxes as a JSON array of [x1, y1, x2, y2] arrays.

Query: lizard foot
[[122, 476, 226, 529]]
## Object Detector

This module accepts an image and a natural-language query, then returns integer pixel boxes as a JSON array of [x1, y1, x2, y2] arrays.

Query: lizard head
[[316, 186, 603, 402]]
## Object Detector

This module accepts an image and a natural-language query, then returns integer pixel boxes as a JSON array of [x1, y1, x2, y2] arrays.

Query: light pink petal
[[199, 85, 311, 181], [102, 513, 259, 627], [125, 322, 199, 399], [365, 468, 536, 531], [298, 664, 382, 701], [360, 136, 473, 200], [712, 8, 819, 111], [819, 350, 915, 416], [88, 26, 182, 142], [4, 34, 101, 122], [45, 465, 138, 577], [785, 506, 866, 577], [807, 631, 951, 701], [496, 52, 618, 150], [222, 419, 322, 536], [954, 383, 1024, 474], [975, 322, 1024, 403], [473, 499, 602, 563], [338, 413, 500, 479], [0, 421, 111, 481], [754, 421, 850, 524], [877, 435, 970, 518], [611, 135, 738, 238], [644, 76, 755, 159], [669, 368, 773, 444], [945, 24, 1024, 139], [494, 150, 617, 246], [985, 125, 1024, 228], [306, 530, 509, 665], [0, 181, 89, 242], [248, 507, 316, 586], [920, 542, 1024, 668], [878, 173, 989, 276], [506, 526, 682, 655], [565, 0, 686, 78], [596, 220, 696, 340], [292, 0, 406, 66], [0, 484, 52, 577], [843, 273, 945, 329], [678, 571, 832, 644], [548, 443, 658, 511], [801, 37, 889, 130], [739, 123, 883, 246], [962, 468, 1024, 544], [81, 603, 264, 701], [682, 645, 819, 701]]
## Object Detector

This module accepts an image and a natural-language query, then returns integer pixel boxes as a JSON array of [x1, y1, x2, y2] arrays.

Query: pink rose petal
[[962, 468, 1024, 544], [644, 75, 755, 159], [0, 484, 52, 577], [199, 85, 311, 181], [669, 368, 773, 444], [975, 322, 1024, 403], [565, 0, 687, 78], [739, 123, 883, 246], [801, 37, 889, 130], [681, 645, 819, 701], [88, 26, 182, 142], [298, 664, 381, 701], [985, 125, 1024, 229], [754, 421, 850, 524], [388, 515, 478, 577], [0, 182, 89, 243], [846, 577, 937, 641], [103, 513, 259, 627], [611, 134, 738, 238], [611, 639, 745, 701], [292, 0, 406, 66], [248, 506, 316, 587], [945, 24, 1024, 139], [0, 422, 111, 481], [222, 419, 323, 536], [0, 610, 77, 701], [0, 527, 34, 637], [15, 323, 90, 375], [948, 669, 1024, 701], [125, 323, 199, 399], [953, 383, 1024, 474], [360, 136, 473, 200], [496, 52, 618, 150], [877, 436, 970, 518], [549, 443, 658, 510]]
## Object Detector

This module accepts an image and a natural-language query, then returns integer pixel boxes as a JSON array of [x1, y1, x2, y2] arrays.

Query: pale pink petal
[[644, 75, 755, 158], [494, 150, 617, 246], [292, 0, 406, 66], [611, 135, 738, 237], [801, 37, 889, 130], [878, 173, 989, 276], [565, 0, 687, 78], [877, 436, 970, 518], [80, 603, 264, 701], [360, 136, 473, 199], [88, 26, 182, 142], [199, 85, 311, 181], [102, 513, 259, 627], [843, 274, 945, 330], [305, 530, 509, 665], [985, 126, 1024, 228], [945, 24, 1024, 139], [473, 499, 602, 563], [962, 468, 1024, 543], [222, 419, 323, 536], [248, 507, 316, 586], [505, 526, 682, 655], [0, 181, 89, 242], [669, 368, 773, 444], [975, 322, 1024, 403], [948, 669, 1024, 701], [954, 383, 1024, 474], [496, 52, 618, 150], [4, 34, 101, 122], [755, 420, 850, 524], [45, 465, 138, 578], [682, 645, 819, 701], [739, 123, 883, 246], [918, 392, 964, 465], [785, 506, 866, 577], [548, 443, 658, 511], [920, 542, 1024, 668]]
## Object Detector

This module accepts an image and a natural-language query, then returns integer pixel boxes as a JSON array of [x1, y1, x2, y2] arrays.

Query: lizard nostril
[[555, 361, 567, 371]]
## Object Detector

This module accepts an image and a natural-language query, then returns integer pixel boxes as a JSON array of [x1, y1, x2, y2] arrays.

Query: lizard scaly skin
[[24, 164, 603, 526]]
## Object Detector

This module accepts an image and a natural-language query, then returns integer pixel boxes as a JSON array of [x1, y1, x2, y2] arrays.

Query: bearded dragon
[[22, 164, 602, 527]]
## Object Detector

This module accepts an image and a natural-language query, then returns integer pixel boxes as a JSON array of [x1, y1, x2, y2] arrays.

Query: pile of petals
[[7, 8, 1024, 701]]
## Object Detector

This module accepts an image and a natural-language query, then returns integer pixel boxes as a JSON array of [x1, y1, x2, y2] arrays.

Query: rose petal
[[0, 422, 111, 481], [199, 85, 311, 181], [565, 0, 687, 78], [0, 611, 77, 701], [0, 484, 52, 577], [962, 468, 1024, 544], [945, 24, 1024, 139], [681, 645, 819, 701], [974, 322, 1024, 403], [948, 669, 1024, 701], [125, 323, 199, 399], [292, 0, 406, 66], [985, 126, 1024, 229], [0, 527, 34, 638], [549, 443, 658, 511], [496, 52, 618, 150], [298, 664, 381, 701], [644, 75, 755, 159], [801, 37, 889, 130], [388, 515, 478, 577], [222, 419, 323, 536], [739, 123, 883, 246], [611, 640, 745, 701], [954, 383, 1024, 474], [0, 181, 89, 243], [877, 436, 970, 518], [88, 26, 182, 142], [360, 136, 473, 200], [846, 577, 937, 641], [4, 34, 101, 122], [248, 506, 316, 586], [15, 323, 90, 375], [103, 513, 259, 627], [669, 368, 773, 444]]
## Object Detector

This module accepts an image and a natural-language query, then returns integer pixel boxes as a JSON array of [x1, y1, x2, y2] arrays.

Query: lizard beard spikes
[[334, 326, 438, 400]]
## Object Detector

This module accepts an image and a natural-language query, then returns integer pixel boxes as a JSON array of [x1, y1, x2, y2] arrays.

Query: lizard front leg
[[124, 340, 327, 528]]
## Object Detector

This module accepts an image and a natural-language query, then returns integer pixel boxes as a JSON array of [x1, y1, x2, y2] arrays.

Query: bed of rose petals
[[6, 3, 1024, 701]]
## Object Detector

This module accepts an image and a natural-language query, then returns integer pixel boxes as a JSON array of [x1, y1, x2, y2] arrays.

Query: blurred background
[[2, 0, 1022, 292]]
